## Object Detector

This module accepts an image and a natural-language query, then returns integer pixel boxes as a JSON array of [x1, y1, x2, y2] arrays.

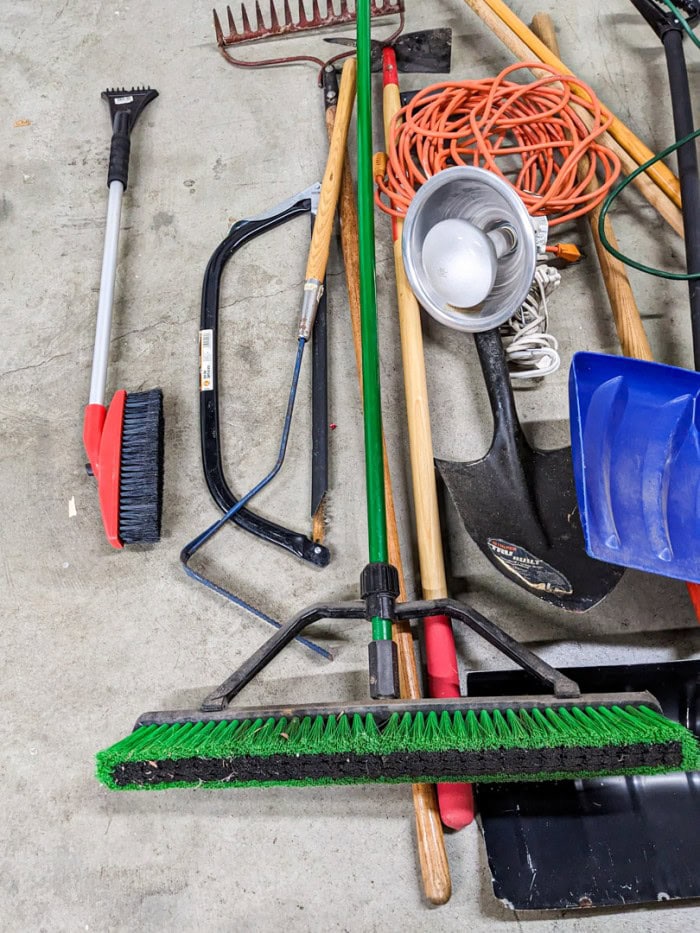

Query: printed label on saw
[[199, 329, 213, 391], [487, 538, 573, 595]]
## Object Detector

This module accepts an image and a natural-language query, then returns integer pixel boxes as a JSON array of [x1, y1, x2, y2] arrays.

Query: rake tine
[[241, 2, 253, 34], [255, 0, 266, 32], [216, 0, 403, 48], [213, 8, 225, 43]]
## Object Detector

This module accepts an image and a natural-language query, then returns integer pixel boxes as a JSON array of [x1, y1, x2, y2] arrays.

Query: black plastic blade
[[471, 660, 700, 910], [101, 86, 158, 132]]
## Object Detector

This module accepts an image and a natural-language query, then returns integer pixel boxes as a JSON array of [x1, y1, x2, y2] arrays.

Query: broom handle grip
[[463, 0, 681, 208], [325, 80, 452, 908], [89, 180, 123, 405]]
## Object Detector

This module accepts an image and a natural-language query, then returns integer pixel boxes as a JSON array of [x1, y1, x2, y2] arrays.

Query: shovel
[[569, 0, 700, 583], [437, 330, 624, 611]]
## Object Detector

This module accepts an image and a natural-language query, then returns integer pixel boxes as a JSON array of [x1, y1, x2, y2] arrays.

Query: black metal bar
[[201, 601, 366, 710], [310, 212, 329, 520], [662, 27, 700, 368], [394, 598, 581, 698], [197, 581, 581, 713], [135, 690, 660, 728]]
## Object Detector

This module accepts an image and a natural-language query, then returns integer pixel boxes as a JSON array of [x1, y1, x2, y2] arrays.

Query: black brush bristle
[[118, 389, 164, 544]]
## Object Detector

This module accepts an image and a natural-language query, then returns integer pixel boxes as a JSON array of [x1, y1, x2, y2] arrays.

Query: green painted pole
[[356, 1, 391, 642]]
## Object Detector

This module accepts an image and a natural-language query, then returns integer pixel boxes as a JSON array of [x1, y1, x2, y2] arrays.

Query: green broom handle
[[357, 0, 391, 642]]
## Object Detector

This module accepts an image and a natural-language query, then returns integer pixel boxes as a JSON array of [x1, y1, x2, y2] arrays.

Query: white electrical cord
[[500, 264, 561, 382]]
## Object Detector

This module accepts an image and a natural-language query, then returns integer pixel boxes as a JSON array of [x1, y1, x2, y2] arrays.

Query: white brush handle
[[89, 180, 124, 405]]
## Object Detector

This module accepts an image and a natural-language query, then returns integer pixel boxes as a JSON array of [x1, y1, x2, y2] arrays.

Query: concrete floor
[[3, 0, 700, 929]]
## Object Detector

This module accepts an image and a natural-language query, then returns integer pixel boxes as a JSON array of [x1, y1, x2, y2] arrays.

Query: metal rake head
[[214, 0, 404, 47]]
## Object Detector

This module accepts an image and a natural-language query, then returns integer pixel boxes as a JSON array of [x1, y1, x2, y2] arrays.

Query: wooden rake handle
[[464, 0, 681, 207], [306, 57, 356, 284], [462, 0, 684, 238], [532, 12, 700, 619], [530, 13, 653, 363], [325, 88, 452, 906]]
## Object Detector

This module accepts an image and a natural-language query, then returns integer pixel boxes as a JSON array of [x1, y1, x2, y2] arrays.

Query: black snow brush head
[[84, 388, 164, 548], [118, 389, 164, 545]]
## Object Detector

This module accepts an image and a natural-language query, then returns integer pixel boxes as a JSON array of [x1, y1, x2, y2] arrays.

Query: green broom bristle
[[96, 704, 699, 791]]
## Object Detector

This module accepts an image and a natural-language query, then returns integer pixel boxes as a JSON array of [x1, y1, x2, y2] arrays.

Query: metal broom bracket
[[198, 565, 582, 711]]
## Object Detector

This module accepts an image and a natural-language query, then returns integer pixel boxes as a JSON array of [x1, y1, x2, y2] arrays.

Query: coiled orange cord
[[376, 62, 621, 227]]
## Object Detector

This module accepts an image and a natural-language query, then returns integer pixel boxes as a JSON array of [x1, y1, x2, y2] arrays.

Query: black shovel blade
[[436, 330, 624, 612], [471, 659, 700, 910]]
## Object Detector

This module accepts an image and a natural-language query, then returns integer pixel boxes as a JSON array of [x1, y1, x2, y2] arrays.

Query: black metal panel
[[469, 660, 700, 910]]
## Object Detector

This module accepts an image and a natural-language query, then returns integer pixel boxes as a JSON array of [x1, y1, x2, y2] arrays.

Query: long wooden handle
[[464, 0, 681, 208], [533, 14, 700, 617], [383, 68, 475, 832], [530, 14, 653, 362], [383, 81, 449, 600], [306, 57, 356, 283], [588, 204, 653, 360], [529, 11, 557, 54], [326, 98, 452, 907], [472, 0, 684, 237]]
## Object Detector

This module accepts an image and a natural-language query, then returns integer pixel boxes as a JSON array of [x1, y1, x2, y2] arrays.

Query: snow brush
[[95, 5, 699, 791], [83, 87, 164, 548]]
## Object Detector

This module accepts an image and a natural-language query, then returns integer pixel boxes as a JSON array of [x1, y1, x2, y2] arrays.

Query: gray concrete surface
[[3, 0, 700, 929]]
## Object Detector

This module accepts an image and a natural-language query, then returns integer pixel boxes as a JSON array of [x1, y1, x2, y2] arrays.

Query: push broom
[[96, 4, 699, 792], [83, 88, 164, 548]]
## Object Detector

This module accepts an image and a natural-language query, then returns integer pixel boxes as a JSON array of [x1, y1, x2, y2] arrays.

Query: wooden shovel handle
[[464, 0, 681, 208], [529, 12, 558, 55], [533, 13, 700, 618], [306, 58, 356, 283], [383, 59, 475, 833], [326, 94, 452, 906], [589, 206, 653, 361]]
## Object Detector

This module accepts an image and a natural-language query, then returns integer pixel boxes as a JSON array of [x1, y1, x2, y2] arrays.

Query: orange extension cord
[[376, 62, 621, 228]]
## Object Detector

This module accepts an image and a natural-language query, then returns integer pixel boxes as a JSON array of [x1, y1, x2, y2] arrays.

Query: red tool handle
[[83, 392, 126, 549]]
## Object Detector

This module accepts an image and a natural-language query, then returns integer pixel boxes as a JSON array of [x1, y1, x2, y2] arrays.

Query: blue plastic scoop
[[569, 352, 700, 582]]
